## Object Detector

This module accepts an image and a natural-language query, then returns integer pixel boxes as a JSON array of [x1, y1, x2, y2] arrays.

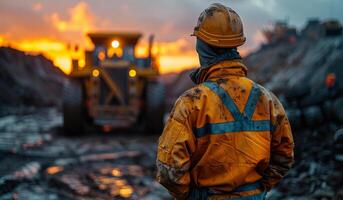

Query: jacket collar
[[199, 60, 248, 83]]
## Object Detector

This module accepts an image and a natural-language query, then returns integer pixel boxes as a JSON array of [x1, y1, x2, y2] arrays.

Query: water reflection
[[46, 166, 64, 174], [112, 168, 122, 177], [119, 185, 134, 198], [45, 165, 148, 198], [93, 175, 133, 198]]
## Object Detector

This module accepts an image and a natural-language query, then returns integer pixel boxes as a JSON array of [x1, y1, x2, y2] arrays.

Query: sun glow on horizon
[[158, 55, 198, 74], [6, 39, 85, 74], [0, 37, 252, 75], [1, 37, 200, 75]]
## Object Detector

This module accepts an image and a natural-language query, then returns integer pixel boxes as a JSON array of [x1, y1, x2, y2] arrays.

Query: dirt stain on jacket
[[184, 88, 202, 101]]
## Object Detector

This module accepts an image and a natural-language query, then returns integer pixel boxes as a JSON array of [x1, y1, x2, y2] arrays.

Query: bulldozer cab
[[64, 32, 165, 134], [85, 32, 154, 69]]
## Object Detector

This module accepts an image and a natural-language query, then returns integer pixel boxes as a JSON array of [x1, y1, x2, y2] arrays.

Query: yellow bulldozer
[[63, 32, 165, 134]]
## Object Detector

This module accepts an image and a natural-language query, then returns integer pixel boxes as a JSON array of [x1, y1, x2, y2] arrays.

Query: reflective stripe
[[207, 181, 266, 199], [203, 82, 262, 121], [233, 181, 263, 192], [243, 84, 261, 120], [194, 120, 270, 138], [230, 191, 266, 200], [203, 82, 242, 120], [196, 81, 270, 138]]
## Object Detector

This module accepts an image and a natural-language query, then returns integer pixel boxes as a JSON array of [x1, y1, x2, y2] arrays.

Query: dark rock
[[0, 47, 67, 107]]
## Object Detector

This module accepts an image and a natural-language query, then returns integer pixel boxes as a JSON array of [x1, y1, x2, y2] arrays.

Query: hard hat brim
[[192, 29, 246, 48]]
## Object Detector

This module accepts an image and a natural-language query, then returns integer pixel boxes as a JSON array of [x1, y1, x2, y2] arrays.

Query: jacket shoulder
[[255, 83, 288, 117], [255, 83, 277, 102], [169, 85, 207, 123], [179, 85, 205, 102]]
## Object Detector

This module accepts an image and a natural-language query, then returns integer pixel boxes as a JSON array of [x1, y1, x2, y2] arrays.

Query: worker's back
[[157, 61, 294, 200], [190, 67, 271, 193]]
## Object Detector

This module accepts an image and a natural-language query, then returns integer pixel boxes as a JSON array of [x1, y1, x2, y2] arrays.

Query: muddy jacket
[[156, 60, 294, 200]]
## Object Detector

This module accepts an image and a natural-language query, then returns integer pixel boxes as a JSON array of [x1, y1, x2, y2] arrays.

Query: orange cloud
[[6, 2, 98, 74], [33, 3, 43, 12], [49, 2, 94, 33], [0, 1, 201, 75], [158, 38, 194, 55]]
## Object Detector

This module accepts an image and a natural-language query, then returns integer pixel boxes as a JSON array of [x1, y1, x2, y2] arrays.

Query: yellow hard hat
[[192, 3, 246, 48]]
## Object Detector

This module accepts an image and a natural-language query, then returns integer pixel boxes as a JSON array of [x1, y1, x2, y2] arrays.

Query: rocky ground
[[0, 108, 342, 200], [0, 108, 171, 200], [268, 124, 342, 200]]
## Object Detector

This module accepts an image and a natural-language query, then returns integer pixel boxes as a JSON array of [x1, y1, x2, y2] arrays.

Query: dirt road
[[0, 108, 171, 200]]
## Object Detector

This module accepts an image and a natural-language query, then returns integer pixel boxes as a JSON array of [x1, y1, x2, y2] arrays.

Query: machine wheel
[[63, 79, 86, 135], [145, 82, 166, 135]]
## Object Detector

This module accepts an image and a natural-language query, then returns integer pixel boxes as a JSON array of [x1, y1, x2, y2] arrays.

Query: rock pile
[[244, 19, 343, 199], [0, 47, 67, 108], [245, 20, 343, 124]]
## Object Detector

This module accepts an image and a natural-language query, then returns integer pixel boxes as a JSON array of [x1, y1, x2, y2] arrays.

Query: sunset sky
[[1, 0, 342, 74]]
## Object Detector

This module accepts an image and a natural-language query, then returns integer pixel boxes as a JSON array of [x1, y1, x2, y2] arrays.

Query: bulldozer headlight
[[129, 69, 137, 78], [111, 40, 120, 48], [92, 69, 100, 77]]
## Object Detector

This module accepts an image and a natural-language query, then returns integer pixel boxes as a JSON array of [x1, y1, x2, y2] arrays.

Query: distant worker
[[326, 72, 337, 96], [156, 3, 294, 200]]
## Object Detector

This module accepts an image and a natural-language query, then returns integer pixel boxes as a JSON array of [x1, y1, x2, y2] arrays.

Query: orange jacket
[[156, 60, 294, 200]]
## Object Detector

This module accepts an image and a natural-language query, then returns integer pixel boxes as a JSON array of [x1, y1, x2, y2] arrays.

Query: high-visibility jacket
[[156, 60, 294, 200]]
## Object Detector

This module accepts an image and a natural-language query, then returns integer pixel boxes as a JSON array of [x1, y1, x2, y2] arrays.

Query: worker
[[326, 72, 337, 96], [326, 73, 336, 89], [156, 3, 294, 200]]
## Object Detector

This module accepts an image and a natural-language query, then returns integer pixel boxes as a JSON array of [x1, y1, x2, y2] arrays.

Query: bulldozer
[[63, 32, 165, 135]]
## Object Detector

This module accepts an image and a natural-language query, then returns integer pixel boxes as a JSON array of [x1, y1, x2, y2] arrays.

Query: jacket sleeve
[[262, 93, 295, 191], [156, 97, 196, 200]]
